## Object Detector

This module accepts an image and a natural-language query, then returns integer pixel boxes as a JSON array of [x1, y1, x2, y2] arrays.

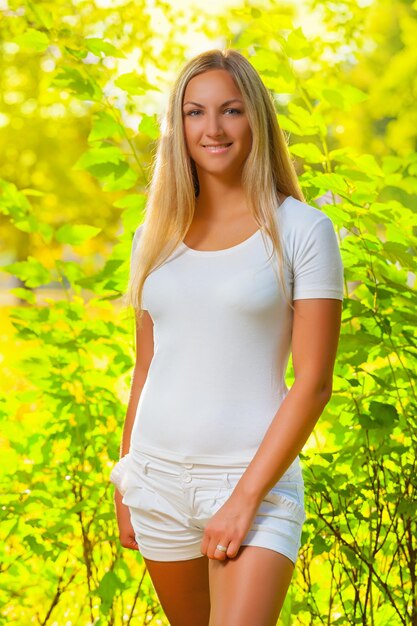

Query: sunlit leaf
[[55, 224, 101, 245]]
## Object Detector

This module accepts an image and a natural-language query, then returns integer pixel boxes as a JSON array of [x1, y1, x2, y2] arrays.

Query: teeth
[[204, 144, 231, 149]]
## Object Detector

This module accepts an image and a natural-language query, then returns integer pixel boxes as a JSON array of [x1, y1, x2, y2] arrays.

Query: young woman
[[110, 48, 344, 626]]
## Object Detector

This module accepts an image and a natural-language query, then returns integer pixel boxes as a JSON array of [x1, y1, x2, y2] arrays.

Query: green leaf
[[26, 4, 53, 29], [382, 241, 414, 268], [56, 224, 101, 245], [12, 214, 39, 233], [25, 535, 45, 555], [312, 173, 350, 195], [250, 48, 282, 73], [88, 162, 138, 191], [114, 72, 160, 95], [64, 46, 88, 60], [138, 113, 160, 140], [20, 188, 46, 197], [114, 194, 146, 230], [84, 37, 125, 58], [3, 257, 50, 287], [9, 288, 36, 304], [322, 85, 368, 110], [369, 401, 399, 424], [289, 142, 325, 163], [51, 66, 102, 101], [13, 28, 50, 52], [354, 153, 384, 177], [73, 146, 126, 170], [13, 215, 53, 240], [88, 111, 124, 142], [381, 155, 403, 174], [96, 571, 122, 605], [285, 28, 313, 59], [318, 452, 335, 462], [287, 102, 326, 135], [55, 260, 87, 283], [278, 116, 303, 134]]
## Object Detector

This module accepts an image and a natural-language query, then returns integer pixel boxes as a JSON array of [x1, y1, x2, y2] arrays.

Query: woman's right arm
[[114, 309, 154, 550], [119, 309, 155, 458]]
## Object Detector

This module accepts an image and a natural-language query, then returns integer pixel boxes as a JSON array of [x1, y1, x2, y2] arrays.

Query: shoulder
[[275, 195, 332, 235], [129, 224, 146, 273], [131, 223, 145, 250], [133, 223, 145, 239], [275, 196, 340, 265]]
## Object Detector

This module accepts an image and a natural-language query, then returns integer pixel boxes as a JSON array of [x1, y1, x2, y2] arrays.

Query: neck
[[195, 188, 248, 224]]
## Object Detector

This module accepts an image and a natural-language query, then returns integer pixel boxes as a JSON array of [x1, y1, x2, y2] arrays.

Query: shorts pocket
[[122, 482, 164, 517], [192, 483, 234, 522], [264, 479, 306, 525], [281, 457, 303, 481], [110, 454, 132, 496], [212, 484, 235, 507]]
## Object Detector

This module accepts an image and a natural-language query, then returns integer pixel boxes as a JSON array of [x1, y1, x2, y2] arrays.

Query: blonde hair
[[125, 48, 305, 328]]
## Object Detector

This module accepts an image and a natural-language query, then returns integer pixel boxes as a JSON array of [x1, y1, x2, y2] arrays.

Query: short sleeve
[[292, 216, 344, 300], [129, 225, 143, 275]]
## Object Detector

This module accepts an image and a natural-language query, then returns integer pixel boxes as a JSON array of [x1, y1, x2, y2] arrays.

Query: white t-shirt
[[128, 195, 344, 465]]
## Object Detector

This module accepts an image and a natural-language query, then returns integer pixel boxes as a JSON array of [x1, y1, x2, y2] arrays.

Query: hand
[[114, 489, 139, 551], [119, 524, 139, 551], [200, 490, 259, 561]]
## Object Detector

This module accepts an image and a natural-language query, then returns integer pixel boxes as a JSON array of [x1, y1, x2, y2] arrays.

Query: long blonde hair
[[125, 48, 305, 327]]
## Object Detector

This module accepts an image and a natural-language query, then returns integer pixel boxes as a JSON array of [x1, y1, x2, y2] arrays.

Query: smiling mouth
[[202, 143, 233, 153]]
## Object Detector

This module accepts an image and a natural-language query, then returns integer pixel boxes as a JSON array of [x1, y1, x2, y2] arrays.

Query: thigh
[[208, 545, 294, 626], [144, 554, 211, 626]]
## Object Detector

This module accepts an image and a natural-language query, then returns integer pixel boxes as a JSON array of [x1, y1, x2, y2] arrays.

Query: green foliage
[[0, 0, 416, 624]]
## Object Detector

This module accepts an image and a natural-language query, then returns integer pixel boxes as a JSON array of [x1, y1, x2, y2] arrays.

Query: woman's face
[[182, 69, 252, 179]]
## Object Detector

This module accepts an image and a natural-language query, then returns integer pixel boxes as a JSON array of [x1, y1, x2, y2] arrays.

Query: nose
[[205, 112, 224, 136]]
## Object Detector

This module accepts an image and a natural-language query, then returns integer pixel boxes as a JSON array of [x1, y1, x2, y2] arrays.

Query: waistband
[[130, 443, 301, 475], [130, 442, 260, 467]]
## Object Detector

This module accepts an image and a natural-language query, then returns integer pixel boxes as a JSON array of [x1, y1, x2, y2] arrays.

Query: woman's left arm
[[234, 297, 343, 507]]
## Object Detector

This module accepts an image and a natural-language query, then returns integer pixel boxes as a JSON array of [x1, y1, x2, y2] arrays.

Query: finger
[[124, 535, 138, 551], [206, 537, 219, 560], [200, 535, 209, 556], [225, 540, 239, 559], [212, 539, 229, 561]]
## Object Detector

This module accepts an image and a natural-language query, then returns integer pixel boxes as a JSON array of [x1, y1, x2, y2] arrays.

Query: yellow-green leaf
[[56, 224, 101, 245]]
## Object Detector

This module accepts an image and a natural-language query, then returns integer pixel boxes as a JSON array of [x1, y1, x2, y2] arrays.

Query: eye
[[184, 108, 242, 117]]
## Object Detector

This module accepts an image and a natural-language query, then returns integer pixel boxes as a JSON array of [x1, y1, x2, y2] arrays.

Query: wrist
[[232, 479, 264, 510]]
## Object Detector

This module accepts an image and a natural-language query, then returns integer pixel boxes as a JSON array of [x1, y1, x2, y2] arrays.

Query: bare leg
[[143, 554, 211, 626], [208, 546, 295, 626]]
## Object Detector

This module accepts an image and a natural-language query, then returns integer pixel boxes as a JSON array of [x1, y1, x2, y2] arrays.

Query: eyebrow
[[182, 98, 243, 108]]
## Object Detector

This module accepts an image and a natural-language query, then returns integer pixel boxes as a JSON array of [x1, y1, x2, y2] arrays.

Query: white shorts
[[121, 449, 306, 566]]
